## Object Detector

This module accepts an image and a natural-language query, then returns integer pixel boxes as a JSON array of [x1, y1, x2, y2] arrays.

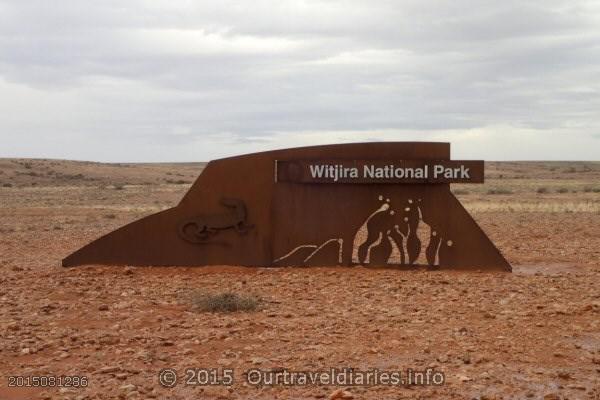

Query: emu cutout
[[63, 142, 511, 271]]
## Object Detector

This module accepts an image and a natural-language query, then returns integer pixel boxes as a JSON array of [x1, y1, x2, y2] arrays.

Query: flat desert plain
[[1, 159, 599, 400]]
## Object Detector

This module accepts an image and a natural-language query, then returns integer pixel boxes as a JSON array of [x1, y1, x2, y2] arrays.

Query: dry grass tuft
[[487, 188, 514, 195], [190, 291, 260, 313]]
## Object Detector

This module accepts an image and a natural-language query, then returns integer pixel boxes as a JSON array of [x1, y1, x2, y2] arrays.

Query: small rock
[[7, 323, 20, 331], [329, 388, 353, 400], [99, 366, 120, 374], [251, 357, 269, 365], [98, 305, 109, 311], [120, 383, 136, 392], [482, 311, 495, 319], [557, 371, 571, 379], [543, 393, 561, 400]]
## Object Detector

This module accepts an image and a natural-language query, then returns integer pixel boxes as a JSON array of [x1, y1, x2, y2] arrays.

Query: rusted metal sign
[[63, 142, 511, 271]]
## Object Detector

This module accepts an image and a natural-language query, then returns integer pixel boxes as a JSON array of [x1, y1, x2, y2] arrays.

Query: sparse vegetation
[[487, 188, 514, 195], [452, 189, 470, 195], [2, 183, 12, 187], [113, 184, 124, 190], [104, 214, 116, 219], [166, 179, 191, 184], [190, 291, 260, 313], [537, 187, 548, 194], [556, 188, 569, 193], [583, 187, 600, 193]]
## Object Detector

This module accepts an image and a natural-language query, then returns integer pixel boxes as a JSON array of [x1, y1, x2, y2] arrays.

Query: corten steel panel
[[62, 142, 511, 271]]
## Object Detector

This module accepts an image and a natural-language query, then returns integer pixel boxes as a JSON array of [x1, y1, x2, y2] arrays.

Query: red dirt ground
[[1, 159, 599, 400]]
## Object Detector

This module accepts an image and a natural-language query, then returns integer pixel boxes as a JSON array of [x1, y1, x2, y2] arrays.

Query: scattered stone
[[251, 357, 269, 365], [119, 383, 137, 392], [98, 305, 109, 311], [329, 388, 353, 400], [557, 370, 571, 379], [483, 311, 495, 319], [543, 393, 561, 400], [99, 366, 120, 374]]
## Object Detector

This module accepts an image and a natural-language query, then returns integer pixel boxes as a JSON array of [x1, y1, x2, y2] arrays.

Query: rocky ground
[[0, 159, 599, 400]]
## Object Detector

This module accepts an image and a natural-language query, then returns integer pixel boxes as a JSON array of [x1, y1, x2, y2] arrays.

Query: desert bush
[[191, 291, 260, 313], [537, 187, 548, 194], [584, 187, 600, 193], [104, 214, 116, 219], [487, 188, 513, 195], [166, 179, 191, 184], [556, 188, 569, 193], [113, 184, 124, 190], [452, 189, 469, 195], [2, 183, 12, 187]]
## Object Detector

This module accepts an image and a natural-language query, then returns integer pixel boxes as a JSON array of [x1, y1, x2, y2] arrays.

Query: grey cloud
[[0, 0, 598, 161]]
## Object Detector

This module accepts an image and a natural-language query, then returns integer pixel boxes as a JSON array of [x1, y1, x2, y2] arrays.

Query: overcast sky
[[0, 1, 599, 162]]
